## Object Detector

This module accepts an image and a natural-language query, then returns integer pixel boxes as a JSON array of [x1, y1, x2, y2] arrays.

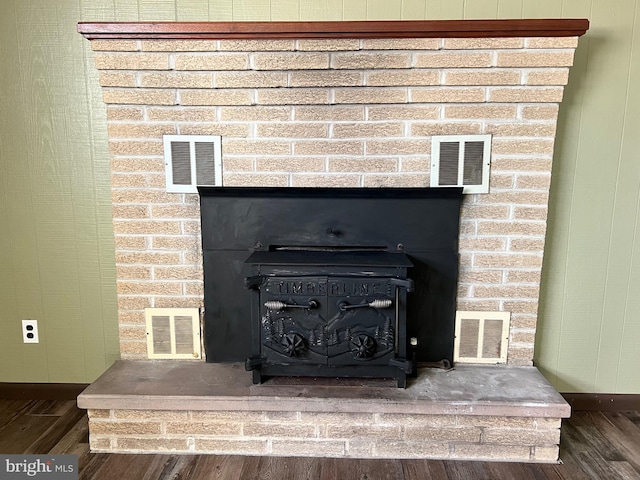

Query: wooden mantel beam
[[78, 19, 589, 40]]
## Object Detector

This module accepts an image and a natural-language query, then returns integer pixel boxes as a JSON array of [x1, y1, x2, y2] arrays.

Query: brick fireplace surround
[[77, 19, 588, 462]]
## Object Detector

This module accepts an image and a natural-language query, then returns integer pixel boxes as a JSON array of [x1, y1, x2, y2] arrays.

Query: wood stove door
[[326, 278, 396, 366], [260, 276, 328, 364]]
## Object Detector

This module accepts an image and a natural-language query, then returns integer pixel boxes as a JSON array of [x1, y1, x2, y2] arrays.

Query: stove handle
[[339, 299, 392, 311], [264, 300, 319, 310]]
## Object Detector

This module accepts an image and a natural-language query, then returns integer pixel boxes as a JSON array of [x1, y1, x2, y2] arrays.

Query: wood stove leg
[[396, 372, 407, 388], [252, 369, 262, 385]]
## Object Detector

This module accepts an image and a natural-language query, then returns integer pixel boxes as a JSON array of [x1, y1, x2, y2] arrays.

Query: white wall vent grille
[[431, 134, 492, 194], [145, 307, 201, 359], [454, 310, 510, 364], [163, 135, 222, 193]]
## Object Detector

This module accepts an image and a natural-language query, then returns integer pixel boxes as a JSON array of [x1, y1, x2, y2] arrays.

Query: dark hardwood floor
[[1, 400, 639, 479]]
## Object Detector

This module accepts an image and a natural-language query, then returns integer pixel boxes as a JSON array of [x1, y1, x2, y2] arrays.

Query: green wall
[[1, 0, 638, 392]]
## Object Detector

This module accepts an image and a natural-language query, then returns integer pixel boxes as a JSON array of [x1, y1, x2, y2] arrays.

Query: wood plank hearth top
[[78, 361, 570, 418], [77, 19, 589, 40]]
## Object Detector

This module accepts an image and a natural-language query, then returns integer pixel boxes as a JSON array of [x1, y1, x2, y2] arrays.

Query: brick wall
[[89, 36, 579, 363]]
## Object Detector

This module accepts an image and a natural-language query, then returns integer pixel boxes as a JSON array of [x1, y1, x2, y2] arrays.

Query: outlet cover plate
[[22, 319, 39, 343]]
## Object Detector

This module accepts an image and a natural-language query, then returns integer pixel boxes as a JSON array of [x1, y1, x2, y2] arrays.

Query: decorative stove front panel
[[244, 251, 414, 387]]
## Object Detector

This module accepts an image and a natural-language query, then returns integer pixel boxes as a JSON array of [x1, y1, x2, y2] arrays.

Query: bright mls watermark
[[1, 455, 77, 479]]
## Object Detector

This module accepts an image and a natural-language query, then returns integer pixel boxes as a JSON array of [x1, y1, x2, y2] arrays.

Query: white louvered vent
[[454, 311, 510, 364], [145, 308, 201, 359], [163, 135, 222, 193], [431, 135, 492, 194]]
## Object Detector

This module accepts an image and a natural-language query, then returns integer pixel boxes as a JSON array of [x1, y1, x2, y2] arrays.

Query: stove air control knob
[[281, 333, 306, 357], [350, 334, 376, 359]]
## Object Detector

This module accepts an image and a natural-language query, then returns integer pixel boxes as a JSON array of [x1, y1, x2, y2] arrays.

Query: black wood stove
[[244, 250, 414, 387], [199, 187, 463, 388]]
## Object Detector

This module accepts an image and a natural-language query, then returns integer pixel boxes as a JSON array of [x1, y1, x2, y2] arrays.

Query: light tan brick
[[151, 205, 200, 218], [114, 410, 190, 421], [510, 238, 546, 252], [109, 140, 164, 155], [484, 427, 560, 445], [452, 444, 530, 461], [377, 414, 455, 427], [103, 89, 175, 106], [89, 437, 112, 450], [112, 205, 150, 219], [113, 220, 182, 235], [219, 40, 295, 52], [90, 421, 161, 435], [369, 440, 450, 459], [534, 445, 560, 462], [107, 106, 145, 121], [108, 123, 176, 138], [329, 157, 397, 173], [490, 173, 515, 189], [147, 107, 217, 122], [257, 157, 325, 172], [455, 416, 535, 428], [91, 40, 139, 51], [486, 123, 556, 137], [99, 72, 137, 87], [415, 52, 492, 68], [525, 69, 570, 86], [456, 300, 501, 311], [166, 421, 240, 435], [290, 71, 362, 87], [243, 422, 316, 438], [513, 206, 548, 221], [294, 140, 362, 156], [520, 105, 559, 120], [141, 72, 213, 89], [332, 122, 403, 138], [180, 89, 252, 106], [474, 253, 543, 269], [300, 412, 375, 424], [257, 122, 328, 138], [174, 53, 249, 70], [444, 70, 521, 86], [111, 189, 177, 205], [119, 341, 147, 355], [178, 123, 250, 137], [223, 140, 291, 155], [366, 38, 441, 49], [508, 346, 535, 361], [215, 71, 287, 88], [473, 285, 540, 299], [252, 52, 329, 70], [256, 88, 330, 106], [368, 106, 439, 121], [116, 437, 188, 451], [111, 173, 163, 189], [117, 281, 183, 295], [95, 53, 170, 70], [295, 106, 364, 121], [511, 330, 537, 343], [506, 270, 542, 284], [141, 40, 218, 51], [191, 411, 264, 422], [327, 425, 401, 440], [400, 157, 429, 172], [489, 87, 564, 103], [460, 204, 510, 220], [367, 70, 439, 87], [116, 306, 148, 319], [404, 426, 481, 442], [363, 174, 427, 188], [291, 174, 361, 188], [411, 87, 485, 103], [154, 296, 203, 308], [457, 270, 503, 284], [116, 251, 182, 265], [444, 38, 524, 49], [526, 37, 579, 49], [516, 174, 552, 189], [445, 105, 517, 120], [497, 51, 574, 67], [183, 223, 202, 236], [335, 87, 408, 105], [477, 221, 547, 236], [510, 314, 538, 328], [119, 325, 147, 340], [88, 409, 111, 419], [366, 139, 430, 155], [331, 52, 410, 69], [154, 266, 201, 280], [220, 106, 291, 121], [297, 39, 360, 51], [271, 439, 346, 457], [184, 282, 204, 296], [222, 173, 288, 187], [491, 158, 553, 173], [459, 237, 506, 252], [116, 266, 151, 280], [492, 139, 555, 155], [195, 439, 268, 454]]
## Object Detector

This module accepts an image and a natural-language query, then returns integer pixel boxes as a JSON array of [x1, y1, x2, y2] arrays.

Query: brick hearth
[[79, 361, 569, 462]]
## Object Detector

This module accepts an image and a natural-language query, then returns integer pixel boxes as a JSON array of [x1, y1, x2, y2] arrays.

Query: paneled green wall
[[1, 0, 638, 391]]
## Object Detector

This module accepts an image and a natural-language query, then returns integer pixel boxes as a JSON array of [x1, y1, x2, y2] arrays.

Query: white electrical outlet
[[22, 320, 39, 343]]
